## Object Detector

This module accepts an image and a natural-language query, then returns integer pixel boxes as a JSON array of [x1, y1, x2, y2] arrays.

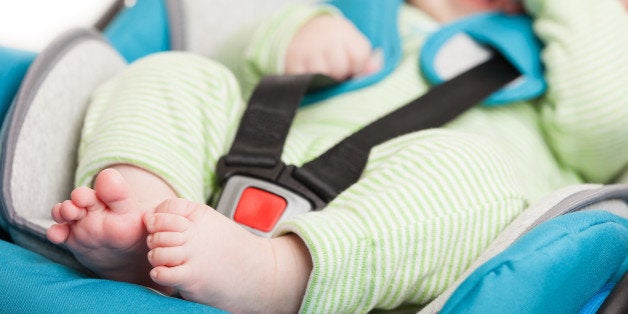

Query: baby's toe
[[46, 223, 70, 244], [148, 246, 188, 267], [145, 212, 191, 234], [154, 198, 200, 217], [147, 231, 186, 250], [70, 187, 104, 210], [51, 203, 64, 223], [59, 200, 86, 222], [150, 264, 191, 288]]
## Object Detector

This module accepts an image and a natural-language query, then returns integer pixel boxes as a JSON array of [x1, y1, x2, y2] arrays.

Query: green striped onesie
[[75, 0, 628, 312]]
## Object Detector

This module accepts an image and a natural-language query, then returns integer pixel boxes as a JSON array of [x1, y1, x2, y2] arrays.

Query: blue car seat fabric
[[579, 283, 614, 314], [0, 47, 36, 123], [103, 0, 171, 62], [420, 12, 546, 106], [0, 239, 225, 313], [441, 210, 628, 314]]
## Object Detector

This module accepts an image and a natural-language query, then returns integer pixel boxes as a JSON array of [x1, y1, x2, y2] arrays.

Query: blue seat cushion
[[442, 210, 628, 313], [0, 239, 226, 313], [0, 47, 36, 120]]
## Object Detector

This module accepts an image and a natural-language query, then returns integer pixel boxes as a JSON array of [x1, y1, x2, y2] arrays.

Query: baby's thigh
[[346, 128, 527, 219], [318, 129, 529, 300]]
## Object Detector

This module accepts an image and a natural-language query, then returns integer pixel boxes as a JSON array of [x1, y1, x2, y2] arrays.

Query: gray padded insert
[[1, 28, 126, 247]]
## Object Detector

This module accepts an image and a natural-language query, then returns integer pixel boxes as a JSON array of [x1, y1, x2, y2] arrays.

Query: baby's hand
[[285, 14, 382, 81]]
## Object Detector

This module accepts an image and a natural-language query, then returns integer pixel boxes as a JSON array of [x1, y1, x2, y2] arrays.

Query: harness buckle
[[215, 175, 313, 237], [215, 157, 325, 237]]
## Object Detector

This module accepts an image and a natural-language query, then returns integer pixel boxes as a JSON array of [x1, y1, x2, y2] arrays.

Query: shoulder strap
[[294, 53, 520, 202], [222, 74, 314, 168], [218, 53, 519, 208]]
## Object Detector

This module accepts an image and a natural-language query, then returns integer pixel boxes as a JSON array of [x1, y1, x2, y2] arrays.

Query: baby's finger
[[323, 47, 354, 81], [303, 55, 333, 78], [345, 36, 377, 77], [355, 49, 384, 78]]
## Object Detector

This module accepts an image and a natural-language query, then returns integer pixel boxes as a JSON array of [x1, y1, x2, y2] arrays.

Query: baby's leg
[[141, 129, 532, 313], [144, 198, 311, 313], [48, 52, 244, 290], [74, 51, 244, 203], [276, 130, 531, 313], [47, 166, 175, 291]]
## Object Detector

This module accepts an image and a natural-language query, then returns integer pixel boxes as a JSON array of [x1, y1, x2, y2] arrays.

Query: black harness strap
[[294, 53, 520, 202], [224, 74, 314, 168], [218, 53, 520, 209]]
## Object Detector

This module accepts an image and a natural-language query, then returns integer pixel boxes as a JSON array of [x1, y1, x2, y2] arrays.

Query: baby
[[46, 0, 628, 313]]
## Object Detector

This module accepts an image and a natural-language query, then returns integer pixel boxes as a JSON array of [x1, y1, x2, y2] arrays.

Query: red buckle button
[[234, 187, 287, 232]]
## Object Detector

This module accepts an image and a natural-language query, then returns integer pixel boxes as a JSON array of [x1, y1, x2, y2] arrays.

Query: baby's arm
[[525, 0, 628, 182]]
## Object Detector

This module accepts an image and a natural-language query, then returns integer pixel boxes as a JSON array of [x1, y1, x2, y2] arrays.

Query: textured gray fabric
[[0, 28, 126, 265]]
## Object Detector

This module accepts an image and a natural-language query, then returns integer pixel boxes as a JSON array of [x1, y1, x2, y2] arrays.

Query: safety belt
[[215, 52, 520, 236]]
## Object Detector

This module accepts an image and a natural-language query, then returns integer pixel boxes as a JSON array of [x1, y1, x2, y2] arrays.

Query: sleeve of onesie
[[238, 4, 341, 97], [524, 0, 628, 183]]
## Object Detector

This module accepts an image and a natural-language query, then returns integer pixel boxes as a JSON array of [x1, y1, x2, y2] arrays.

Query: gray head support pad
[[0, 29, 126, 269]]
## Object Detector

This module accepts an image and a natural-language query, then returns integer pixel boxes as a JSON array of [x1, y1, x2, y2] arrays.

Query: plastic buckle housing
[[215, 175, 313, 237]]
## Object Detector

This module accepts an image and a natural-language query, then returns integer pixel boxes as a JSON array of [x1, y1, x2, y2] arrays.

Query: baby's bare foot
[[46, 168, 164, 291], [145, 198, 312, 313]]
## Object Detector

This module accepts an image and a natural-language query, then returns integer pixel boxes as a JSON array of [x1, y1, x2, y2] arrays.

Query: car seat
[[0, 0, 626, 313]]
